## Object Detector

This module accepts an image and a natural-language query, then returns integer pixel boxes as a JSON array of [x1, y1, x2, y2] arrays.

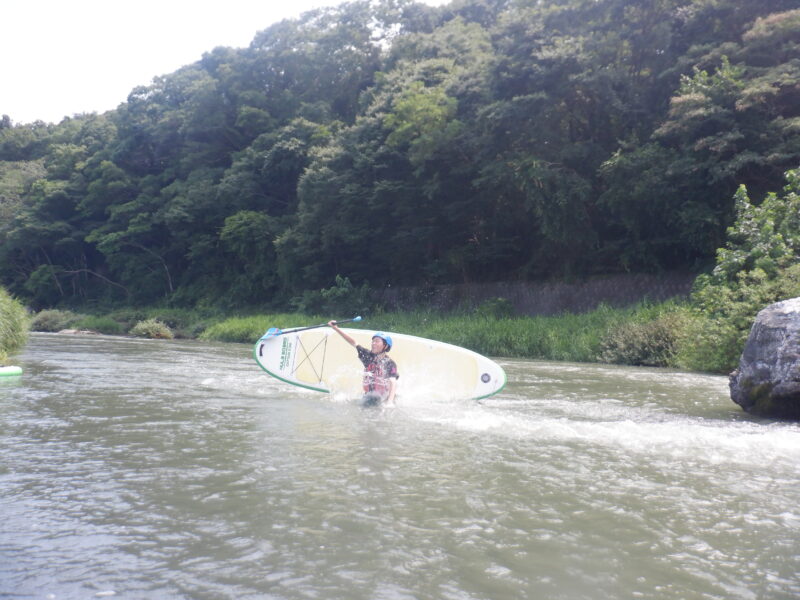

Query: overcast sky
[[3, 0, 447, 125]]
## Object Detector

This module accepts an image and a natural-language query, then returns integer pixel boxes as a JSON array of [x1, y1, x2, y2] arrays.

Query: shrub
[[129, 319, 174, 339], [30, 309, 82, 332], [674, 314, 741, 374], [103, 307, 216, 338], [145, 308, 197, 332], [678, 168, 800, 373], [677, 264, 800, 372], [599, 307, 693, 367]]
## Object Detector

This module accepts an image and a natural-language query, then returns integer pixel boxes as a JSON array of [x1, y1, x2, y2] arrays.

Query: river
[[1, 333, 799, 599]]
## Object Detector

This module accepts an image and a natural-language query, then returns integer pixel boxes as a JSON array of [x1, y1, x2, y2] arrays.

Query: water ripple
[[2, 335, 799, 599]]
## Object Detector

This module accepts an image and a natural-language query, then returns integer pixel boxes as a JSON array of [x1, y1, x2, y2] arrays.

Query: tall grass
[[200, 302, 687, 365], [364, 305, 633, 362], [198, 313, 324, 343], [0, 287, 29, 363], [73, 315, 125, 335], [27, 300, 697, 368]]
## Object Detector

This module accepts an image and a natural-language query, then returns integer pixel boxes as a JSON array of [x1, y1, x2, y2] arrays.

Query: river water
[[1, 333, 799, 599]]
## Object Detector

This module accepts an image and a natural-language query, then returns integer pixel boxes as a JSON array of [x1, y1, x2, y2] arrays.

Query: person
[[328, 320, 399, 407]]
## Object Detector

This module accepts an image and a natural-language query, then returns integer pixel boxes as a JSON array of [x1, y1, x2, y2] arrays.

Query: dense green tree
[[247, 0, 395, 123], [219, 209, 281, 302], [601, 7, 800, 270], [1, 0, 798, 309], [0, 120, 53, 161], [280, 14, 504, 289]]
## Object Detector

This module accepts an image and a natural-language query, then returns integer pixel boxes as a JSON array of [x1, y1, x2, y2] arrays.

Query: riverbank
[[30, 300, 698, 371]]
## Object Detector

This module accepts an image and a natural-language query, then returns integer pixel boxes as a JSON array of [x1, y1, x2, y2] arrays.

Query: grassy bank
[[198, 301, 691, 367], [27, 300, 705, 370]]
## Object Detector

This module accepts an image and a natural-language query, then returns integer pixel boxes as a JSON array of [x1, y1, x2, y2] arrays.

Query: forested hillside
[[1, 0, 798, 310]]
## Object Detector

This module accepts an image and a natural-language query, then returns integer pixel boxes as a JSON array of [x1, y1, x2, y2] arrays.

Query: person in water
[[328, 320, 399, 407]]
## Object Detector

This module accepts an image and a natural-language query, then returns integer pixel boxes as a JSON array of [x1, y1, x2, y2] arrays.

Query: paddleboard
[[0, 366, 22, 377], [253, 327, 505, 401]]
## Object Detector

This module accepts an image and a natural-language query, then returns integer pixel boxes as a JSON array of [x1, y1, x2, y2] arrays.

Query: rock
[[729, 297, 800, 419]]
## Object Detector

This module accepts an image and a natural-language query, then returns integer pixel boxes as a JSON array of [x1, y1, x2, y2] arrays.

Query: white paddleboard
[[253, 327, 505, 401]]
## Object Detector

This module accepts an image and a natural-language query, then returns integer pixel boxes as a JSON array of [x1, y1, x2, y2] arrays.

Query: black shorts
[[361, 392, 385, 407]]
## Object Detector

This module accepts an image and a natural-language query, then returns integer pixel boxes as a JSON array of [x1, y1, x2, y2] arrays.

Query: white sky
[[3, 0, 448, 125]]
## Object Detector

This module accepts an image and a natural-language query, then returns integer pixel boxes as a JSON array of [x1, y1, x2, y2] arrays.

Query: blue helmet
[[372, 332, 392, 351]]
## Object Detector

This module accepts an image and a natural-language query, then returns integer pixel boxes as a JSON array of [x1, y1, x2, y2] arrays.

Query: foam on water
[[414, 399, 795, 460]]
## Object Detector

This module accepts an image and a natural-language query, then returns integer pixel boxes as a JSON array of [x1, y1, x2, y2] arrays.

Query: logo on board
[[280, 338, 292, 371]]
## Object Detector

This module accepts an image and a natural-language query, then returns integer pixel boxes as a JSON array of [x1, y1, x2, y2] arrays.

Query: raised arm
[[328, 320, 357, 347]]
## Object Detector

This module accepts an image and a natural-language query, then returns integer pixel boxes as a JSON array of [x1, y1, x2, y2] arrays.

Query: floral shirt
[[356, 345, 399, 397]]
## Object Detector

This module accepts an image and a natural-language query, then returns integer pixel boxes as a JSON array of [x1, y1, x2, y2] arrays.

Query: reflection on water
[[1, 333, 799, 599]]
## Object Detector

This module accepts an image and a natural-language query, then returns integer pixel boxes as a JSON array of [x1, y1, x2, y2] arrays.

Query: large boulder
[[729, 297, 800, 419]]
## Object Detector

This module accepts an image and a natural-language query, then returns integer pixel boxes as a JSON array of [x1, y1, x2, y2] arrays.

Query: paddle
[[261, 316, 362, 339]]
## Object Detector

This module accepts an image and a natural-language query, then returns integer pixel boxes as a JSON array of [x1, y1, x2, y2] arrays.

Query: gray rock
[[730, 297, 800, 419]]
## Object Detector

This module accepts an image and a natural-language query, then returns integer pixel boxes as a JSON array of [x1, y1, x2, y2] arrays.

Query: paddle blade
[[260, 327, 283, 340]]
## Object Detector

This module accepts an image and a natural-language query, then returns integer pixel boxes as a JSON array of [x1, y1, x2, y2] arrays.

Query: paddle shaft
[[279, 316, 361, 335]]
